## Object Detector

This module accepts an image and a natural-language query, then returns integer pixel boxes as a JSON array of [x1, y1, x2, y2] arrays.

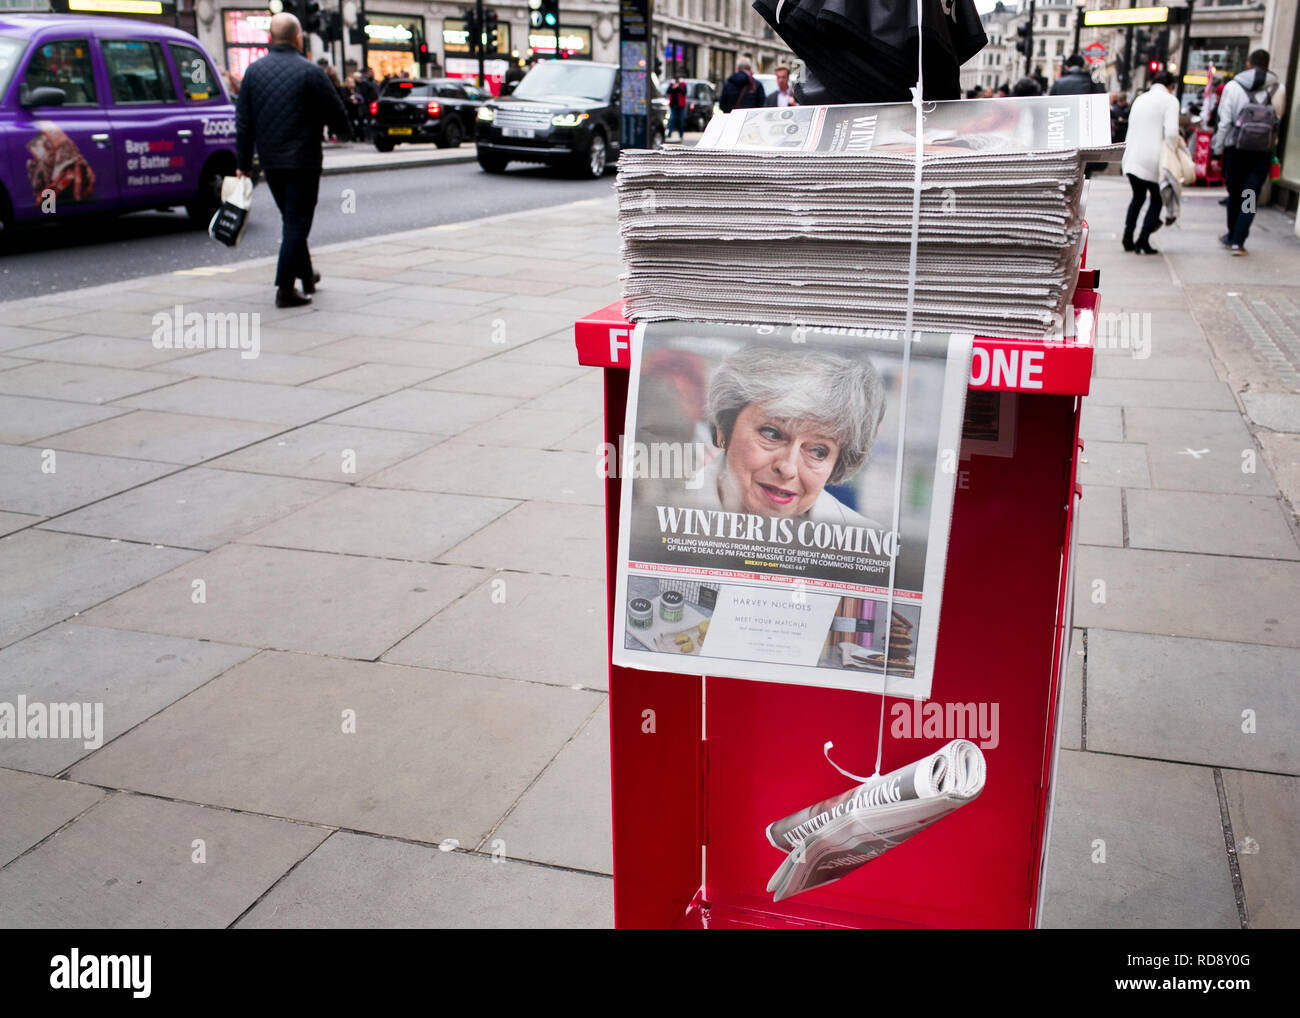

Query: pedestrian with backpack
[[1212, 49, 1287, 255]]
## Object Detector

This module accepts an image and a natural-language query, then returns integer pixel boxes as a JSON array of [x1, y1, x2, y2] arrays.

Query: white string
[[868, 0, 927, 780]]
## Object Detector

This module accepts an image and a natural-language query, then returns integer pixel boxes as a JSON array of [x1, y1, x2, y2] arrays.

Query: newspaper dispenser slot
[[574, 244, 1098, 929]]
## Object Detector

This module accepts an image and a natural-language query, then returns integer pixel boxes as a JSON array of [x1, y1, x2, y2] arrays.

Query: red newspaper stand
[[575, 254, 1100, 930]]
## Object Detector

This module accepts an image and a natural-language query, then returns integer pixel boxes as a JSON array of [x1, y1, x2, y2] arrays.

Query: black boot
[[275, 287, 312, 308], [302, 271, 322, 295], [1134, 234, 1159, 254], [1122, 231, 1135, 251]]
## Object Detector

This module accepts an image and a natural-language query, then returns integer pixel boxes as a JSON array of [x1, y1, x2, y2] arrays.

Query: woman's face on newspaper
[[723, 404, 840, 517]]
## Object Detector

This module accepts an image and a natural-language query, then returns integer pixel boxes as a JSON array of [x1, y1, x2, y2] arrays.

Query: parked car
[[676, 78, 716, 132], [475, 60, 666, 178], [0, 13, 236, 236], [371, 76, 487, 152]]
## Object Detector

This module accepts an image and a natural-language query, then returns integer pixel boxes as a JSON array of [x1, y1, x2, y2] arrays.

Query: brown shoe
[[275, 287, 312, 308]]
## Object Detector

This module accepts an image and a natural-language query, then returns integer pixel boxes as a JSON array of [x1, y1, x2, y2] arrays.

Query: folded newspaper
[[765, 739, 986, 902], [617, 94, 1120, 340]]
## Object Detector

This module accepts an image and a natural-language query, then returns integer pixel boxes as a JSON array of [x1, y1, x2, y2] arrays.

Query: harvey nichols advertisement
[[612, 321, 972, 699]]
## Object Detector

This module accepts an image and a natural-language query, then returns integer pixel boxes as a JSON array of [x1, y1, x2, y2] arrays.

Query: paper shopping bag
[[208, 175, 254, 248]]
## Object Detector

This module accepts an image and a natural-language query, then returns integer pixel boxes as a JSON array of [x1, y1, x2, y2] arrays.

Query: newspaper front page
[[611, 321, 971, 699]]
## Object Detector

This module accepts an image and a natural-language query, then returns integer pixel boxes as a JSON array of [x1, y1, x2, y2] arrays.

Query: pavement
[[0, 171, 1295, 929]]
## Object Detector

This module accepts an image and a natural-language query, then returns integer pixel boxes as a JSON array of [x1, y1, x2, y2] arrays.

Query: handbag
[[208, 175, 254, 248], [1162, 138, 1196, 186]]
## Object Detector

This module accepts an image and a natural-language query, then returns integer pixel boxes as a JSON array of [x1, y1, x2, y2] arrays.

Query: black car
[[372, 77, 488, 152], [475, 61, 666, 178]]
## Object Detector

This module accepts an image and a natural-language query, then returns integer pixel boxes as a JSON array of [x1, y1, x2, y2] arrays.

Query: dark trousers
[[263, 167, 320, 292], [668, 105, 686, 138], [1125, 173, 1162, 239], [1224, 147, 1270, 247]]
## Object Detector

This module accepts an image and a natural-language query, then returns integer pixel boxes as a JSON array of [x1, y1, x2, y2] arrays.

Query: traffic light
[[302, 1, 322, 35], [349, 10, 369, 46], [319, 10, 342, 42], [484, 9, 500, 54], [1148, 60, 1160, 74], [540, 0, 559, 29], [528, 0, 543, 28], [1015, 22, 1031, 58], [462, 6, 481, 55]]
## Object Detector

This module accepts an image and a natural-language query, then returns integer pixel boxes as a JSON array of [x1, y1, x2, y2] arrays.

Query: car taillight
[[427, 100, 441, 118], [369, 101, 377, 116]]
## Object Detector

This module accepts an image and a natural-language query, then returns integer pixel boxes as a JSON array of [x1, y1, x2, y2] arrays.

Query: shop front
[[442, 15, 511, 93], [364, 12, 424, 80], [665, 39, 697, 79], [708, 46, 734, 86], [222, 8, 270, 78], [526, 24, 590, 60]]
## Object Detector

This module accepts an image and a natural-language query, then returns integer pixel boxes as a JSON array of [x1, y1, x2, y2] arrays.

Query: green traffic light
[[544, 12, 556, 24]]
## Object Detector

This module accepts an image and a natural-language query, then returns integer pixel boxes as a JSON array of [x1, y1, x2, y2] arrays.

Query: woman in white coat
[[1119, 72, 1181, 254]]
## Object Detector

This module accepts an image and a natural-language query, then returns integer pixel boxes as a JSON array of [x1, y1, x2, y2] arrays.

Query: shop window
[[22, 38, 97, 106]]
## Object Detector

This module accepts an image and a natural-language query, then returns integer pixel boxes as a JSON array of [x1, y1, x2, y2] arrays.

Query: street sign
[[1082, 41, 1107, 66], [1083, 6, 1169, 27]]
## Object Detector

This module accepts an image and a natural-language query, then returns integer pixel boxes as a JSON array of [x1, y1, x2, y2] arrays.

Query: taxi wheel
[[374, 137, 396, 153], [185, 165, 223, 224]]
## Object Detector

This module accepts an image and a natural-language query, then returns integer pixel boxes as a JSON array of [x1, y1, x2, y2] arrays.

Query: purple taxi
[[0, 13, 236, 233]]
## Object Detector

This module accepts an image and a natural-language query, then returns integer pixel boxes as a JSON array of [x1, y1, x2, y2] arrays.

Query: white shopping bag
[[208, 175, 254, 247]]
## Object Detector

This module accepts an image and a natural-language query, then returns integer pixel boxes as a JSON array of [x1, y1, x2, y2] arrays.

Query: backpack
[[1233, 72, 1279, 152]]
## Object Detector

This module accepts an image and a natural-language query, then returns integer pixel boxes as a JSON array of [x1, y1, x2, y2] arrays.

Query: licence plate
[[502, 127, 535, 138], [388, 127, 413, 135]]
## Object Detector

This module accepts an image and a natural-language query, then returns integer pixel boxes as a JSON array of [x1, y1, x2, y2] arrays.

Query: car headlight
[[477, 107, 495, 122], [551, 112, 589, 127]]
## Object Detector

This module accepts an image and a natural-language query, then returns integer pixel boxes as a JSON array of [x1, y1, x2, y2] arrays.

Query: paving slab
[[0, 326, 76, 352], [0, 624, 254, 775], [236, 830, 612, 928], [1076, 440, 1150, 488], [452, 308, 577, 349], [308, 335, 491, 371], [42, 468, 340, 550], [385, 570, 607, 690], [364, 440, 601, 505], [40, 410, 281, 466], [1126, 490, 1298, 559], [30, 309, 170, 338], [0, 792, 328, 929], [151, 349, 345, 386], [455, 407, 593, 450], [114, 376, 369, 427], [442, 501, 605, 579], [1241, 392, 1300, 434], [0, 531, 198, 649], [207, 422, 443, 481], [324, 389, 516, 435], [1219, 769, 1300, 929], [1074, 545, 1300, 648], [0, 511, 40, 537], [1078, 403, 1122, 442], [78, 543, 485, 659], [1039, 749, 1238, 928], [302, 362, 439, 395], [0, 361, 179, 404], [1086, 378, 1238, 411], [1256, 431, 1300, 514], [1077, 484, 1123, 547], [0, 444, 177, 518], [8, 334, 198, 370], [495, 334, 588, 368], [70, 651, 597, 847], [1061, 629, 1083, 751], [1085, 629, 1299, 774], [0, 769, 105, 867], [240, 487, 517, 561], [414, 360, 586, 399], [492, 701, 612, 873], [1092, 352, 1220, 381], [559, 415, 604, 453], [0, 394, 127, 445], [1123, 407, 1279, 496]]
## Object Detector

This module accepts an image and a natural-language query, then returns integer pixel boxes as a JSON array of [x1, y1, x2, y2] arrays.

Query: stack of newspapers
[[617, 95, 1120, 340]]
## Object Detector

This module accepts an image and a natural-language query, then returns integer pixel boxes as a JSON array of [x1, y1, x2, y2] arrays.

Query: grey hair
[[705, 347, 887, 485], [737, 57, 754, 72]]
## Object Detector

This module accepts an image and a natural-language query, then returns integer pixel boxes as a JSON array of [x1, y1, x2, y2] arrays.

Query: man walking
[[720, 57, 765, 112], [764, 64, 796, 107], [1212, 49, 1286, 255], [1050, 54, 1104, 96], [1120, 72, 1180, 254], [236, 13, 351, 307]]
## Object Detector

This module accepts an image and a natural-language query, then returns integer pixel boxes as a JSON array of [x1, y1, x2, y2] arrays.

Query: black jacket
[[719, 70, 765, 112], [236, 44, 351, 172], [1049, 68, 1105, 96]]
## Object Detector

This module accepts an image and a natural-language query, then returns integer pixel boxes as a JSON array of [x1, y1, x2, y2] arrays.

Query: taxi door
[[100, 35, 194, 207], [6, 35, 117, 223]]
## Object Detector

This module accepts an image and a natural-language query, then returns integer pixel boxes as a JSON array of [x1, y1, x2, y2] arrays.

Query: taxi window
[[102, 39, 177, 105], [22, 39, 97, 106], [168, 42, 220, 103]]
